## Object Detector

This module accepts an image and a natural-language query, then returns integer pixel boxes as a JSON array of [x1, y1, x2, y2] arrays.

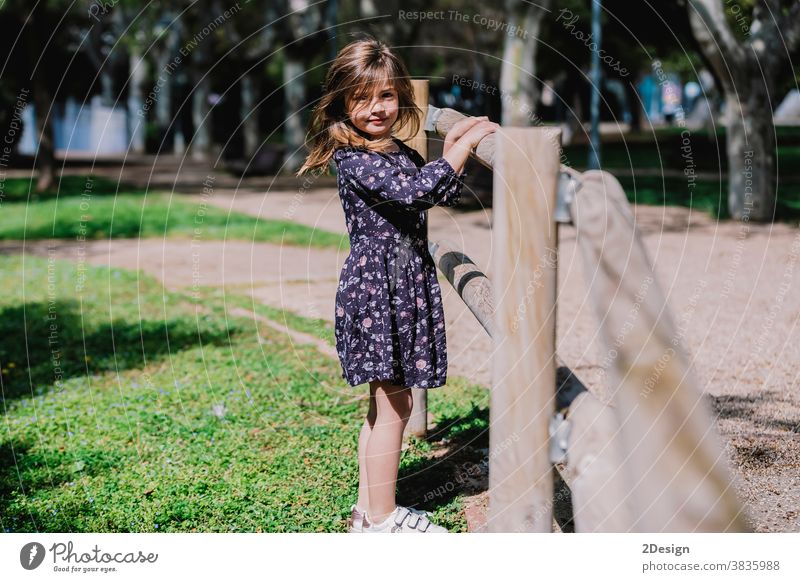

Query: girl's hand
[[445, 116, 488, 145], [458, 120, 499, 151], [441, 120, 499, 174], [443, 117, 495, 157]]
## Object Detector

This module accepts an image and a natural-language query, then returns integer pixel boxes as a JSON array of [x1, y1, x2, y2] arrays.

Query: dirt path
[[5, 165, 799, 532]]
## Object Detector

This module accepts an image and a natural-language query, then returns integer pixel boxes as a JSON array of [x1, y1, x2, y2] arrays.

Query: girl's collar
[[387, 136, 405, 153], [340, 136, 404, 154]]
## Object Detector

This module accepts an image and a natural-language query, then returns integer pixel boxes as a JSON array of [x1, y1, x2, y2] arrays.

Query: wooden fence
[[404, 80, 750, 533]]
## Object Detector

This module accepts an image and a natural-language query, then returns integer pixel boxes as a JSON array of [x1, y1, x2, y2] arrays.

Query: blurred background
[[0, 0, 798, 220]]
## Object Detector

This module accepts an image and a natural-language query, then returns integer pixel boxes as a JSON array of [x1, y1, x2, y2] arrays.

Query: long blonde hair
[[296, 37, 421, 177]]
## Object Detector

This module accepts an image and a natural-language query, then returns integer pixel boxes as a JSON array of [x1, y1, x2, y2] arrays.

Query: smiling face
[[346, 81, 399, 140]]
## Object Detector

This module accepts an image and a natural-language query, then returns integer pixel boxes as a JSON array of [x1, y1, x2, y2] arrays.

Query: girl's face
[[346, 83, 399, 140]]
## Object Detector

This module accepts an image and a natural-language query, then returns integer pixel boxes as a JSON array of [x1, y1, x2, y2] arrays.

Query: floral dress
[[332, 137, 467, 388]]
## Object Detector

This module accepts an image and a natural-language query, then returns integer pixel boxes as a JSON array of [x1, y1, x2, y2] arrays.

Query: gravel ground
[[6, 183, 798, 532]]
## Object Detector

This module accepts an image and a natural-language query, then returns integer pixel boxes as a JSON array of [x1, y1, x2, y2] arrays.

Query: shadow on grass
[[396, 403, 489, 512], [0, 437, 128, 532], [0, 299, 238, 402], [0, 439, 45, 532], [1, 175, 146, 203], [396, 401, 576, 532]]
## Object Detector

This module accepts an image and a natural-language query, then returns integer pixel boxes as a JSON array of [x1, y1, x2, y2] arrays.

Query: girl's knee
[[372, 381, 413, 419], [390, 388, 413, 419]]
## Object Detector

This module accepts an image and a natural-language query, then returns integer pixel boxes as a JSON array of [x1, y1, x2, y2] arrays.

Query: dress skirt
[[335, 236, 448, 388]]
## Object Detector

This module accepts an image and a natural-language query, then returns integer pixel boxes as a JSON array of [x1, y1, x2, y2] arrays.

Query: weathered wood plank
[[488, 127, 560, 532], [564, 391, 635, 531], [569, 170, 750, 532], [432, 107, 496, 169]]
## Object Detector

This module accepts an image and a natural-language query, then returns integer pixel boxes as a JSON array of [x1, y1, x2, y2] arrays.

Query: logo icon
[[20, 542, 46, 570]]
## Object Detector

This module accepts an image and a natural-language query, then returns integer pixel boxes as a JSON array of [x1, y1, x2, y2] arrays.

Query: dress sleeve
[[333, 147, 467, 210]]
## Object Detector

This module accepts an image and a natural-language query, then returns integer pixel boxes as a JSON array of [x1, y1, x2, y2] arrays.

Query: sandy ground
[[4, 170, 799, 533]]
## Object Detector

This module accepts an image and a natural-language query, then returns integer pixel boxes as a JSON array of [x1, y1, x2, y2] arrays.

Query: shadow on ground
[[0, 299, 237, 401], [396, 401, 576, 532]]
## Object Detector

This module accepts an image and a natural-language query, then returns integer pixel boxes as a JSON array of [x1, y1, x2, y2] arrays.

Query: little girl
[[297, 37, 497, 533]]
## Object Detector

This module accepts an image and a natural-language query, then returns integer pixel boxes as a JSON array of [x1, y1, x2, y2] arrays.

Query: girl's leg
[[364, 380, 413, 524], [355, 384, 378, 511]]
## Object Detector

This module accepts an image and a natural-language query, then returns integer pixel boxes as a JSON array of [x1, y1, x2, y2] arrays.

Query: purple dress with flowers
[[332, 137, 467, 388]]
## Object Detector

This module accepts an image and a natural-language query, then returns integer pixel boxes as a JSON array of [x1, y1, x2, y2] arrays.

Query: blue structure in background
[[637, 69, 699, 125], [637, 75, 662, 122]]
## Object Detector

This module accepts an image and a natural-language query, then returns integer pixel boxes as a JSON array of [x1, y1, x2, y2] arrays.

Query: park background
[[0, 0, 798, 533]]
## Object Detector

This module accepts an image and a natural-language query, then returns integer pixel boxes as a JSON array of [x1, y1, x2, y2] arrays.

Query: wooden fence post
[[488, 127, 561, 532], [403, 79, 430, 439]]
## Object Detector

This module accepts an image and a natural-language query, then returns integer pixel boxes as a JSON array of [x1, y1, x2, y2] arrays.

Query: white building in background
[[20, 95, 131, 156], [775, 90, 800, 124]]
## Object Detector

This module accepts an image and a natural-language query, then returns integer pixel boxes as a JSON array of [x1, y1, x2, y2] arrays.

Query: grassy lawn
[[0, 254, 488, 533], [0, 175, 348, 250], [614, 175, 800, 220], [563, 126, 800, 173], [563, 127, 800, 221]]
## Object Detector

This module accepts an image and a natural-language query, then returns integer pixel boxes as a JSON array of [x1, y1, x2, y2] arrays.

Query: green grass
[[0, 255, 488, 533], [619, 175, 725, 219], [563, 126, 800, 174], [0, 176, 348, 250], [0, 175, 135, 203], [615, 175, 800, 221], [561, 128, 800, 221]]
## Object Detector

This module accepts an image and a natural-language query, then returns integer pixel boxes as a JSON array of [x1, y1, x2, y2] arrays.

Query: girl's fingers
[[462, 122, 498, 147], [447, 117, 485, 141], [449, 118, 495, 145], [462, 116, 486, 127], [478, 121, 498, 134]]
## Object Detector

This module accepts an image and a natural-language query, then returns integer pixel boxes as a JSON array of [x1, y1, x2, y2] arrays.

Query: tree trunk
[[128, 47, 147, 154], [191, 74, 211, 161], [26, 12, 55, 193], [154, 47, 174, 152], [190, 36, 212, 161], [282, 56, 306, 173], [499, 0, 551, 126], [280, 0, 321, 174], [725, 90, 776, 221], [686, 0, 795, 222], [241, 73, 258, 158], [32, 74, 55, 193]]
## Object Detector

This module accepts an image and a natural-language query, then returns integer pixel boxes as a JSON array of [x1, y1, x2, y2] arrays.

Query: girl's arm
[[334, 148, 466, 210]]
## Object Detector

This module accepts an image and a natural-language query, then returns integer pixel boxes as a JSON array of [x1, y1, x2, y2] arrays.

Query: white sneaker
[[363, 506, 449, 533], [347, 504, 369, 533]]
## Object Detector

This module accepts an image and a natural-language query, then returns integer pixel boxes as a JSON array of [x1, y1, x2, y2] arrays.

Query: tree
[[25, 6, 57, 192], [279, 0, 325, 174], [687, 0, 800, 221], [499, 0, 552, 126], [0, 1, 80, 192]]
